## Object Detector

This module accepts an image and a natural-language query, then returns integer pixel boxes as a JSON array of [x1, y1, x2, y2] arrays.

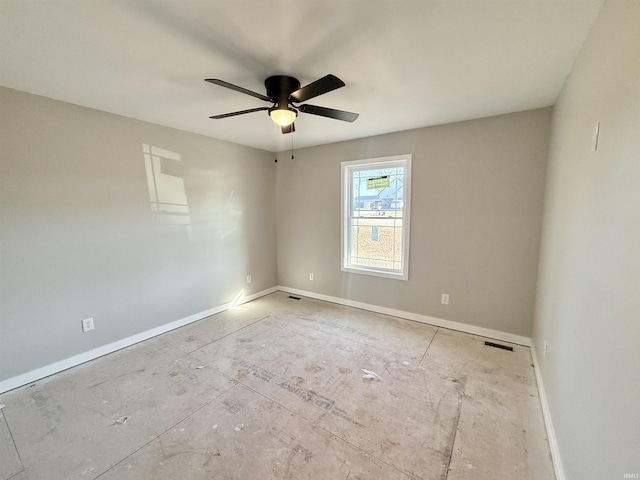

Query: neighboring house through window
[[341, 154, 412, 280]]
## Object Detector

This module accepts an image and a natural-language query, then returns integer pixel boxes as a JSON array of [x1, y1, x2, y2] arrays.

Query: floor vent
[[288, 295, 301, 300], [484, 341, 513, 351]]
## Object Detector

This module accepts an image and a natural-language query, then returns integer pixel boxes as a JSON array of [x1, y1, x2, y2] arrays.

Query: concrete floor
[[0, 292, 555, 480]]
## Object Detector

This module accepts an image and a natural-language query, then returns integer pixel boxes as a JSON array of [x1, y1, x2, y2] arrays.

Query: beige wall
[[0, 88, 551, 387], [276, 108, 551, 337], [0, 87, 277, 382], [533, 1, 640, 478]]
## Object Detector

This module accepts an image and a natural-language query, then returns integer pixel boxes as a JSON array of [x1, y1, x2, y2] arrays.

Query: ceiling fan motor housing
[[265, 75, 301, 101]]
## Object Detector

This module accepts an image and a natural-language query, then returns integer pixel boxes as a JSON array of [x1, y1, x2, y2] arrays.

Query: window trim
[[341, 154, 412, 281]]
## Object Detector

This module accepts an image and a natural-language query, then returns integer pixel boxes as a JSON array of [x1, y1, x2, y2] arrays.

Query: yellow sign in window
[[367, 175, 390, 189]]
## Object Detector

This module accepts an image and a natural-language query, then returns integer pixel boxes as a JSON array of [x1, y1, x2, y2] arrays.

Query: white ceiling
[[0, 0, 604, 152]]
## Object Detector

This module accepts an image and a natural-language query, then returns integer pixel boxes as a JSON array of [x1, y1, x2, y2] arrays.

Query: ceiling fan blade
[[281, 123, 296, 134], [299, 104, 359, 122], [290, 74, 345, 103], [209, 107, 270, 119], [205, 78, 271, 102]]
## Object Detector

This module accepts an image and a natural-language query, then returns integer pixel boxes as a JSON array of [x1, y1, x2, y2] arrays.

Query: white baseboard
[[531, 345, 565, 480], [1, 284, 531, 395], [0, 286, 278, 395], [277, 286, 532, 347]]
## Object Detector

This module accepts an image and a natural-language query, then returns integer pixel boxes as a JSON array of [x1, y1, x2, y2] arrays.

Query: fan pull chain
[[291, 133, 294, 160], [274, 122, 278, 163]]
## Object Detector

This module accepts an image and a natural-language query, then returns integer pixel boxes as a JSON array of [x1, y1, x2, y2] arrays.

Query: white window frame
[[341, 154, 412, 280]]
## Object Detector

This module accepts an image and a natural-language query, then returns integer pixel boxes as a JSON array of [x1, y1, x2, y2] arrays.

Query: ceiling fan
[[205, 74, 359, 134]]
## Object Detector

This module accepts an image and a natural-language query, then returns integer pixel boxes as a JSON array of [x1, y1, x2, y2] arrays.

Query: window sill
[[341, 265, 408, 281]]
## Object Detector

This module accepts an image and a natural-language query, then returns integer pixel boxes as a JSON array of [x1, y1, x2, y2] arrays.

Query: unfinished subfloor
[[0, 292, 555, 480]]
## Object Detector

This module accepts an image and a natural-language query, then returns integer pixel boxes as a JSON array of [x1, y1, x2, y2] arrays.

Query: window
[[341, 154, 412, 280]]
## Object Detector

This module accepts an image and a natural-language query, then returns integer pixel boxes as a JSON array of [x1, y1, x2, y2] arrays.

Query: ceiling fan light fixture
[[269, 107, 297, 127]]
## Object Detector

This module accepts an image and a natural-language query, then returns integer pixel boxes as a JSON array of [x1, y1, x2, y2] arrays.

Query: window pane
[[351, 167, 404, 217], [350, 218, 403, 270]]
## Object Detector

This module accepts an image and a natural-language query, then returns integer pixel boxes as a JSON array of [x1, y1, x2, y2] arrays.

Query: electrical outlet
[[441, 293, 450, 305], [81, 317, 94, 333], [309, 273, 314, 281], [246, 275, 252, 284]]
